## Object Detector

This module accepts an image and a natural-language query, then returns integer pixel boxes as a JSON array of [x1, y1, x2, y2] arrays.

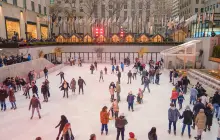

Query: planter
[[209, 57, 220, 63]]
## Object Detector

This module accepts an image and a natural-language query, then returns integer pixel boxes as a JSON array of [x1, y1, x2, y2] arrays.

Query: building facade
[[179, 0, 205, 19], [51, 0, 153, 36], [0, 0, 50, 40], [172, 0, 180, 19]]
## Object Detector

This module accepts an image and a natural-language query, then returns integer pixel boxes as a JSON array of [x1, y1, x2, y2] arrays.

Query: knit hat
[[90, 134, 96, 139], [185, 105, 190, 110], [129, 132, 135, 138]]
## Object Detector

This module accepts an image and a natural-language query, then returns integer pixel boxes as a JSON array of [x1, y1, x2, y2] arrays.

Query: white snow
[[0, 64, 219, 140]]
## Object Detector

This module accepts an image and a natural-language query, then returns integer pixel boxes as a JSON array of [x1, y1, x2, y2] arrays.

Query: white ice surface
[[0, 64, 219, 140]]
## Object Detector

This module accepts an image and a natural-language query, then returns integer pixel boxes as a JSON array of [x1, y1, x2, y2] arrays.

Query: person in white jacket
[[201, 94, 209, 106], [132, 68, 138, 80]]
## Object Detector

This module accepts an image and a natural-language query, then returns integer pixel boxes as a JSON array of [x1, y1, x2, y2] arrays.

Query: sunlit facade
[[0, 0, 50, 40]]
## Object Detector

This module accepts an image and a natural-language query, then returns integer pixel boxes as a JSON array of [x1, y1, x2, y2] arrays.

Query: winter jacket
[[43, 68, 48, 74], [205, 107, 213, 126], [70, 79, 76, 89], [90, 65, 94, 71], [178, 95, 185, 103], [41, 84, 49, 94], [109, 88, 114, 95], [60, 82, 70, 90], [0, 89, 8, 101], [116, 83, 121, 93], [148, 133, 157, 140], [212, 93, 220, 105], [142, 70, 147, 76], [190, 88, 198, 98], [115, 117, 128, 129], [171, 91, 178, 100], [120, 63, 124, 69], [32, 85, 38, 93], [201, 95, 208, 106], [78, 79, 86, 87], [117, 72, 121, 78], [112, 65, 115, 70], [112, 101, 119, 112], [57, 72, 64, 77], [100, 111, 110, 124], [195, 111, 207, 129], [128, 72, 132, 77], [182, 78, 190, 86], [127, 94, 135, 104], [180, 110, 193, 125], [29, 97, 41, 109], [193, 102, 205, 115], [8, 90, 16, 102], [168, 107, 180, 122]]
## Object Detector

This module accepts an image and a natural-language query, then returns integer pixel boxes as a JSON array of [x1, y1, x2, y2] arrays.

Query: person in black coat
[[117, 71, 121, 84], [43, 67, 48, 79], [0, 87, 8, 111], [192, 98, 205, 129], [180, 105, 193, 138], [205, 104, 214, 131], [41, 82, 49, 102], [55, 115, 68, 140], [59, 81, 70, 98], [212, 91, 220, 118], [57, 71, 65, 84], [31, 82, 39, 98], [182, 76, 190, 94]]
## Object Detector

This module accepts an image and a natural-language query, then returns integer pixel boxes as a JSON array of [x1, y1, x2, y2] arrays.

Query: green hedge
[[212, 46, 220, 58]]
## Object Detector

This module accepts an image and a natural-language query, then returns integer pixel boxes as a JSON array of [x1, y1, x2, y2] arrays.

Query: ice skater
[[9, 87, 17, 110], [29, 95, 41, 119], [115, 113, 128, 140], [56, 71, 65, 84], [31, 82, 39, 98], [59, 81, 71, 98], [143, 76, 150, 93], [109, 86, 114, 102], [120, 62, 124, 72], [90, 64, 95, 74], [127, 91, 135, 112], [100, 106, 110, 135], [24, 83, 31, 99], [112, 99, 119, 119], [55, 115, 68, 140], [43, 67, 48, 79], [127, 70, 132, 84], [99, 70, 104, 82], [116, 81, 121, 102], [78, 77, 86, 94], [117, 71, 121, 84], [104, 67, 107, 74], [94, 61, 97, 70], [41, 82, 48, 102], [137, 88, 143, 104], [0, 87, 8, 111], [111, 65, 115, 74], [70, 78, 76, 93]]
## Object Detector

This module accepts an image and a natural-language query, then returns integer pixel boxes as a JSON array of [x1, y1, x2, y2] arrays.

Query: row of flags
[[167, 11, 215, 30]]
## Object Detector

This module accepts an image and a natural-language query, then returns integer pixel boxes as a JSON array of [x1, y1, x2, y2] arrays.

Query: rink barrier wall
[[0, 58, 54, 82], [18, 45, 174, 60]]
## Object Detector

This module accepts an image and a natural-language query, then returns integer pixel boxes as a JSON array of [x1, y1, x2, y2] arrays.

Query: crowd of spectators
[[0, 54, 32, 67]]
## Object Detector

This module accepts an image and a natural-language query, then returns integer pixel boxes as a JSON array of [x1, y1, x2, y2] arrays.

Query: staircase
[[187, 69, 220, 96]]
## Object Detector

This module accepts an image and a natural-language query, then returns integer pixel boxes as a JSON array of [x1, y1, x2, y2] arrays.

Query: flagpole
[[132, 17, 133, 33]]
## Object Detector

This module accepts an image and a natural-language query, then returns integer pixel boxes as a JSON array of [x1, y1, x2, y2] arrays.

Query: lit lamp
[[20, 10, 23, 13], [0, 3, 2, 7]]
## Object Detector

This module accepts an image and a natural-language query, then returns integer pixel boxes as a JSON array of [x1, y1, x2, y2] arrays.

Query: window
[[195, 8, 198, 13], [31, 1, 35, 12], [131, 0, 135, 9], [80, 7, 83, 12], [44, 7, 47, 15], [79, 0, 83, 3], [50, 0, 54, 4], [196, 0, 199, 4], [210, 5, 212, 11], [139, 10, 142, 16], [124, 4, 127, 9], [13, 0, 17, 6], [2, 0, 7, 2], [213, 4, 215, 9], [23, 0, 26, 8], [201, 8, 203, 13], [38, 4, 41, 14], [139, 2, 142, 9], [109, 4, 113, 9]]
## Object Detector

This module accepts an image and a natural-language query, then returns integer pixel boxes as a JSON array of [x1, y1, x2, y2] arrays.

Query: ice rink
[[0, 64, 219, 140]]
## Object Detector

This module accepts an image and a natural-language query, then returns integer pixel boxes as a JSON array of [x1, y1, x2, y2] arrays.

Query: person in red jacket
[[0, 87, 8, 111], [8, 88, 17, 110], [29, 95, 41, 119], [170, 88, 178, 107]]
